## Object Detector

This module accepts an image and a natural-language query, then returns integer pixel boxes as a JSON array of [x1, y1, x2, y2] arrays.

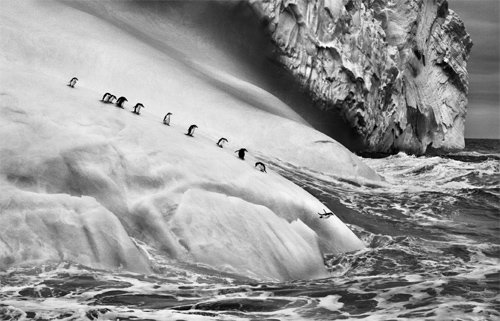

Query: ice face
[[0, 186, 151, 273], [170, 189, 327, 280], [0, 0, 372, 281]]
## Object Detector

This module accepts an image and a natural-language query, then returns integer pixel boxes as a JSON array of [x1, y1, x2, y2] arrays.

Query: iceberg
[[0, 0, 377, 281]]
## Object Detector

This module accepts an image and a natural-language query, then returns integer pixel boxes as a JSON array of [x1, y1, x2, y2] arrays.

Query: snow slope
[[0, 0, 377, 281]]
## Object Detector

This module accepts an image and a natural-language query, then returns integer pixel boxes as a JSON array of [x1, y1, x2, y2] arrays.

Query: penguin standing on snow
[[163, 113, 172, 125], [216, 137, 228, 148], [101, 93, 111, 102], [108, 95, 117, 104], [68, 77, 78, 88], [186, 125, 198, 137], [116, 96, 128, 108], [255, 162, 267, 173], [132, 103, 144, 115], [235, 148, 248, 160]]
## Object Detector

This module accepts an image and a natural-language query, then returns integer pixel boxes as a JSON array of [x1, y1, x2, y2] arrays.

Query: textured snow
[[0, 0, 375, 280]]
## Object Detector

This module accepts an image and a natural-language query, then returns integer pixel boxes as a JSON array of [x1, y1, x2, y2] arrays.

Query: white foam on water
[[317, 294, 344, 311]]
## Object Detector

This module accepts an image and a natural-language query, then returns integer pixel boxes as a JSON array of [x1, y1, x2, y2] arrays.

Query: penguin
[[116, 96, 128, 108], [163, 113, 172, 125], [235, 148, 248, 160], [216, 137, 228, 148], [101, 92, 111, 102], [255, 162, 267, 173], [186, 125, 198, 137], [68, 77, 78, 88], [318, 209, 334, 219], [108, 95, 117, 104], [132, 103, 144, 115]]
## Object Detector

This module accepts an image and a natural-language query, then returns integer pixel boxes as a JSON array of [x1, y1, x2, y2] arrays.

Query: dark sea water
[[1, 139, 499, 321]]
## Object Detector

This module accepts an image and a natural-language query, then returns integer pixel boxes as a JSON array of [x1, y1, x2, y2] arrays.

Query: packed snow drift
[[0, 0, 380, 281]]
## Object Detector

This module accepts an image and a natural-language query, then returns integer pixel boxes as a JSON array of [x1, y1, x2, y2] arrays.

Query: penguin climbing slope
[[132, 103, 144, 115], [186, 125, 198, 137], [255, 162, 267, 172], [163, 113, 172, 125], [116, 96, 128, 108], [216, 137, 228, 148], [235, 148, 248, 160], [68, 77, 78, 88], [101, 93, 111, 102]]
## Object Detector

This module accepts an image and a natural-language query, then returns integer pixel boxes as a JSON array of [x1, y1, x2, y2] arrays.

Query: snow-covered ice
[[0, 0, 379, 281]]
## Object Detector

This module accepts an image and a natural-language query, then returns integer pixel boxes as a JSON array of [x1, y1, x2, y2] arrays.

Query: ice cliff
[[248, 0, 472, 154], [0, 0, 378, 281]]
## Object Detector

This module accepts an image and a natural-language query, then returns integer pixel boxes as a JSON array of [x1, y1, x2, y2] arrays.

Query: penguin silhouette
[[116, 96, 128, 108], [255, 162, 267, 172], [235, 148, 248, 160], [186, 125, 198, 137], [132, 103, 144, 115], [216, 137, 228, 148], [318, 209, 334, 219], [101, 93, 111, 102], [108, 95, 117, 104], [68, 77, 78, 88], [163, 113, 172, 125]]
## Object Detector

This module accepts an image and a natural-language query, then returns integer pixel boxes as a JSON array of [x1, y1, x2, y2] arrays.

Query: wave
[[361, 151, 500, 193], [443, 151, 500, 163]]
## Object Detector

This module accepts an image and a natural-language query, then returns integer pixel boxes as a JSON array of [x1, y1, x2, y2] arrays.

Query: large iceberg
[[0, 0, 378, 281], [248, 0, 472, 154]]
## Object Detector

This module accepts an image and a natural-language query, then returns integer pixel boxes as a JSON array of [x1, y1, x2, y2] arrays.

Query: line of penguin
[[68, 77, 267, 173], [67, 78, 342, 218]]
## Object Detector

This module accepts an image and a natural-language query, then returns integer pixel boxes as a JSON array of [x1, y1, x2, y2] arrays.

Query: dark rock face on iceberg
[[248, 0, 472, 154]]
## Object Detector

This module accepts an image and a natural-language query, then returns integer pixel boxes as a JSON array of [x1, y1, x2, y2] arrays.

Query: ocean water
[[1, 139, 498, 321]]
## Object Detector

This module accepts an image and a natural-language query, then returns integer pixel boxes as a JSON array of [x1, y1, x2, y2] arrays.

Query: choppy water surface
[[1, 139, 499, 320]]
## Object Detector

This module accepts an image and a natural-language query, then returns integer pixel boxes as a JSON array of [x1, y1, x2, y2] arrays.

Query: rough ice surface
[[249, 0, 472, 154], [0, 0, 376, 281]]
